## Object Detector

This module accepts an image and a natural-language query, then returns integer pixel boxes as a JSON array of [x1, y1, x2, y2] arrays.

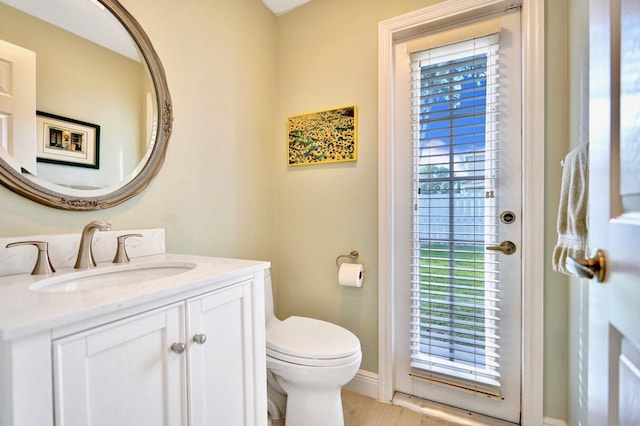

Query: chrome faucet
[[74, 220, 112, 269]]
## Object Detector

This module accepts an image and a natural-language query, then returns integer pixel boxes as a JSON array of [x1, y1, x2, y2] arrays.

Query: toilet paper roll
[[338, 263, 364, 287]]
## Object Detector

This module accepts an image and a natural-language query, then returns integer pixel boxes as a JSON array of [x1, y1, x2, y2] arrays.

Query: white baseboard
[[344, 369, 378, 399], [543, 417, 567, 426]]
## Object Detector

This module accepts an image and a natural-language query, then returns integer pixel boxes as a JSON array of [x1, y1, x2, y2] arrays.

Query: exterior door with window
[[393, 10, 522, 423], [587, 0, 640, 423]]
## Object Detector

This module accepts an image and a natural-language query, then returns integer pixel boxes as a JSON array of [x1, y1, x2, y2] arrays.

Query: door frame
[[377, 0, 545, 424]]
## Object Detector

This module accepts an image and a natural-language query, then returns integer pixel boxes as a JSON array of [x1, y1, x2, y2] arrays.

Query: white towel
[[552, 143, 589, 276]]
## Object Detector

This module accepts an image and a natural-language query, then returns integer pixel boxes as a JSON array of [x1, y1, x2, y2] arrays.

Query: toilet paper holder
[[335, 250, 359, 267]]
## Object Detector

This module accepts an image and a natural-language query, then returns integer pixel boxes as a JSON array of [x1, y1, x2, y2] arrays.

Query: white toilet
[[264, 270, 362, 426]]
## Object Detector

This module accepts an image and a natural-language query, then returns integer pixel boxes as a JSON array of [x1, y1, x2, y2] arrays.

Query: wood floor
[[341, 390, 463, 426]]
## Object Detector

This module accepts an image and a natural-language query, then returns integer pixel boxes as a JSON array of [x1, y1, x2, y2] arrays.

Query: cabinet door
[[187, 282, 254, 426], [52, 304, 187, 426]]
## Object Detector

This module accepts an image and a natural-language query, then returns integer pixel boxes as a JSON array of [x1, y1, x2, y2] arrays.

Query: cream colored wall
[[275, 0, 444, 375], [0, 0, 278, 262], [544, 0, 571, 421]]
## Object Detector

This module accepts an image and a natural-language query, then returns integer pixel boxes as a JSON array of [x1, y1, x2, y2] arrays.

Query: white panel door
[[52, 304, 187, 426], [0, 39, 36, 173], [587, 0, 640, 424], [187, 282, 254, 426]]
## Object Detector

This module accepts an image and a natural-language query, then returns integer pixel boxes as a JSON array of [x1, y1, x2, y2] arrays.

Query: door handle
[[486, 241, 517, 255], [567, 249, 606, 283]]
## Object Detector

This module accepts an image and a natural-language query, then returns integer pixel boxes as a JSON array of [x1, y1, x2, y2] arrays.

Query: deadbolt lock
[[500, 211, 516, 224]]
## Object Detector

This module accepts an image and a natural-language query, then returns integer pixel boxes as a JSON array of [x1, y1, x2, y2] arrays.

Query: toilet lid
[[266, 316, 360, 360]]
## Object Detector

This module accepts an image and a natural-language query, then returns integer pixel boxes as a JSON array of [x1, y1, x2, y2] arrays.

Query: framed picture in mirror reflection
[[36, 111, 100, 169]]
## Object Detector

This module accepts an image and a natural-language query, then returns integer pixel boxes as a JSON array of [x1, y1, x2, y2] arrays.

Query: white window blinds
[[409, 33, 503, 397]]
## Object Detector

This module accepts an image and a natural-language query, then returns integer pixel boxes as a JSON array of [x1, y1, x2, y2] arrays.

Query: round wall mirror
[[0, 0, 172, 210]]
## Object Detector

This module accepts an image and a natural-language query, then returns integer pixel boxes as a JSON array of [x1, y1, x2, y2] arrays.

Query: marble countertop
[[0, 253, 269, 342]]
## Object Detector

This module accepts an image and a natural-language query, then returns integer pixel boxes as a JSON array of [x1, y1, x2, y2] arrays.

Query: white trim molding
[[519, 2, 545, 425], [344, 369, 379, 399], [543, 417, 568, 426], [377, 0, 544, 424]]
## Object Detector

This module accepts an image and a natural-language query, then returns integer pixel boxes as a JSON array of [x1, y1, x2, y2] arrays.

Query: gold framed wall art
[[287, 105, 357, 166]]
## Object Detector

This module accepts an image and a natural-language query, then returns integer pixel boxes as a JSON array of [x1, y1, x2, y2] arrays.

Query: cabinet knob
[[193, 334, 207, 345], [170, 342, 186, 354]]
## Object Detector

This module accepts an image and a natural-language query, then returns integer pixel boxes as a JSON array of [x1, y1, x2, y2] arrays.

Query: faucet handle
[[112, 234, 143, 264], [5, 241, 56, 275]]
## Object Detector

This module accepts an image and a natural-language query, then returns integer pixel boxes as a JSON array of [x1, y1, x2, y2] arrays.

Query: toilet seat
[[266, 316, 361, 367], [267, 346, 362, 367]]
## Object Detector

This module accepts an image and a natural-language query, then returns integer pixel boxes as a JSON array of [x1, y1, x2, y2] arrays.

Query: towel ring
[[336, 250, 359, 267]]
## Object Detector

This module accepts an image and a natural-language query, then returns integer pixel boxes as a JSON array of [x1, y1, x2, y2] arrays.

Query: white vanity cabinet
[[52, 280, 260, 426], [52, 302, 188, 425], [0, 254, 268, 426], [187, 282, 255, 425]]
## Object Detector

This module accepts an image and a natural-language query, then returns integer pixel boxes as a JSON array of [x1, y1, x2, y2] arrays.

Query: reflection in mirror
[[0, 0, 171, 209]]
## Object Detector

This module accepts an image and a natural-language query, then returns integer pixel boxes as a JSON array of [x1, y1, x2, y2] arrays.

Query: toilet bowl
[[264, 270, 361, 426]]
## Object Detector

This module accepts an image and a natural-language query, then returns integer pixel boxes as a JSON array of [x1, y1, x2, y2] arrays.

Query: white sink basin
[[29, 261, 197, 293]]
